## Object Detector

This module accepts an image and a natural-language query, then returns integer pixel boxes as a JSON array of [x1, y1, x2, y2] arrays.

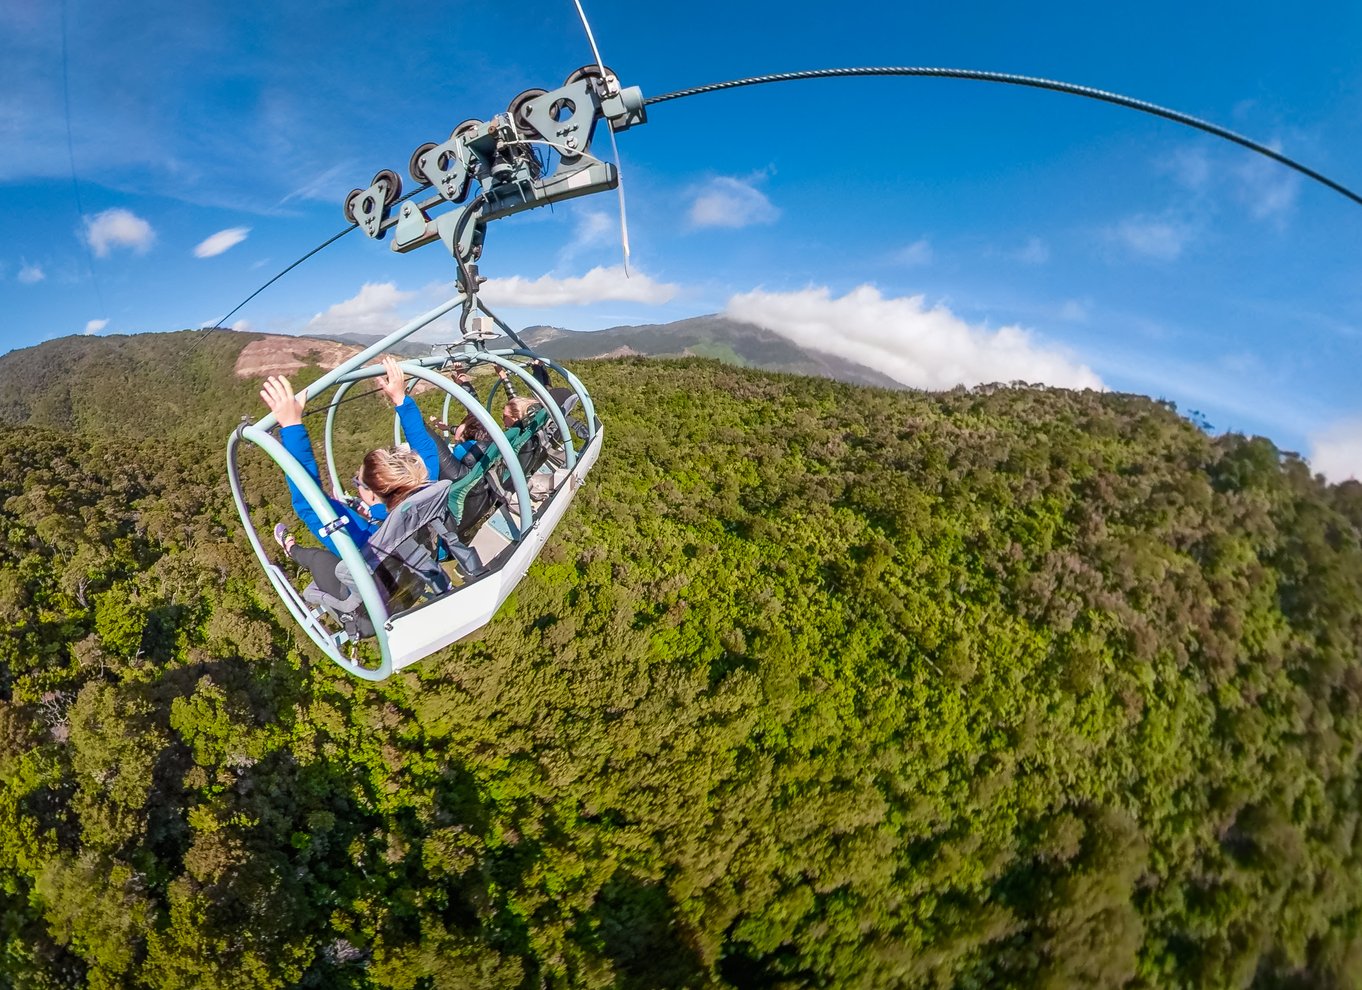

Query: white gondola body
[[385, 427, 601, 669]]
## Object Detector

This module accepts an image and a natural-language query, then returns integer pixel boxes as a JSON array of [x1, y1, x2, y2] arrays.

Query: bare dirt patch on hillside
[[234, 336, 365, 379]]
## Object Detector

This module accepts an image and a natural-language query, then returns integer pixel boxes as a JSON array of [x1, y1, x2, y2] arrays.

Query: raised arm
[[378, 356, 441, 480], [261, 375, 372, 553]]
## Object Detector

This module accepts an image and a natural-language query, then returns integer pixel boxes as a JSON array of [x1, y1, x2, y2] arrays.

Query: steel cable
[[644, 66, 1362, 209]]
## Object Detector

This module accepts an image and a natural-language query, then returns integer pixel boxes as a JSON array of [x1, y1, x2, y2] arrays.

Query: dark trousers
[[291, 545, 349, 599]]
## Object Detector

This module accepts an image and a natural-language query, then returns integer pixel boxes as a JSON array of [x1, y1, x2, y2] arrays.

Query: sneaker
[[272, 523, 296, 558]]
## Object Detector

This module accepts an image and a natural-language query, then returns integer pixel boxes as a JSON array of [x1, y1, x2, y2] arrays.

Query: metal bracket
[[392, 200, 435, 252], [320, 516, 350, 538], [602, 86, 647, 132], [346, 169, 402, 240], [415, 139, 473, 205], [518, 80, 601, 159]]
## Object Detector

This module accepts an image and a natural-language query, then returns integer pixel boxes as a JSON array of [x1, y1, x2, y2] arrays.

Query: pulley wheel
[[507, 88, 548, 138], [343, 188, 364, 224], [451, 119, 481, 142], [372, 169, 402, 207], [409, 142, 437, 185], [564, 64, 617, 93]]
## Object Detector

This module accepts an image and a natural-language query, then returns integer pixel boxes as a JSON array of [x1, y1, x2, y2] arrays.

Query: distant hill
[[307, 316, 905, 390], [517, 316, 904, 389]]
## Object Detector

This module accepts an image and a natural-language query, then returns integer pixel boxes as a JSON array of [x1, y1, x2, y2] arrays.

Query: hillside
[[304, 315, 906, 389], [0, 331, 425, 440], [521, 316, 905, 389], [1, 332, 1362, 989]]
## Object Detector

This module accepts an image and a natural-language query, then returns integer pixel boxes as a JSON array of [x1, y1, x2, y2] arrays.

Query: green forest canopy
[[1, 332, 1361, 988]]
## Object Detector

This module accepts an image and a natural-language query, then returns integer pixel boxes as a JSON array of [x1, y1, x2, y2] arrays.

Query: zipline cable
[[644, 66, 1362, 209], [190, 224, 355, 351], [189, 182, 434, 351], [198, 65, 1362, 340]]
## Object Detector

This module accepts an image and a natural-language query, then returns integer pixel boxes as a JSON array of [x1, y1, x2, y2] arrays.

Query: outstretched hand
[[261, 376, 306, 428], [378, 356, 408, 406]]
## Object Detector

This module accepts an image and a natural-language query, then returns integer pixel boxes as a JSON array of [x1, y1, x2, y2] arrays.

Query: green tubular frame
[[227, 424, 392, 679], [416, 353, 580, 471]]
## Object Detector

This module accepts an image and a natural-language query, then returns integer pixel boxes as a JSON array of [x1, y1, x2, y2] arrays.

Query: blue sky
[[3, 1, 1362, 477]]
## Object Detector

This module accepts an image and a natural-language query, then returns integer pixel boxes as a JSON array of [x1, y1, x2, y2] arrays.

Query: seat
[[316, 480, 486, 639]]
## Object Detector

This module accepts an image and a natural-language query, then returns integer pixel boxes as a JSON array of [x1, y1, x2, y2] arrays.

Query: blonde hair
[[502, 396, 541, 427], [358, 447, 428, 508]]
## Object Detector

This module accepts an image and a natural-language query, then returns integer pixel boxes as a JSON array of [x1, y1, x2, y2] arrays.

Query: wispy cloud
[[1234, 154, 1299, 224], [573, 208, 616, 246], [1155, 139, 1299, 225], [725, 285, 1103, 390], [688, 175, 779, 229], [17, 261, 44, 284], [1086, 340, 1317, 441], [1012, 237, 1050, 265], [84, 318, 108, 335], [305, 282, 416, 335], [481, 266, 677, 307], [1309, 417, 1362, 482], [1157, 146, 1211, 191], [193, 226, 250, 258], [84, 209, 155, 257], [554, 208, 623, 268], [1109, 214, 1194, 261], [893, 238, 933, 267], [279, 164, 355, 206], [1058, 299, 1089, 322]]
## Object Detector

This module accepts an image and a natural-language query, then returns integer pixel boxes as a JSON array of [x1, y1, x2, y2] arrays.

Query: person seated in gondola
[[499, 361, 580, 426], [424, 412, 492, 482], [264, 358, 483, 607], [501, 396, 542, 430]]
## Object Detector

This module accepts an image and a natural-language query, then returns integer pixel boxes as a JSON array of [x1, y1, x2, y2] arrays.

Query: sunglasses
[[352, 474, 371, 492]]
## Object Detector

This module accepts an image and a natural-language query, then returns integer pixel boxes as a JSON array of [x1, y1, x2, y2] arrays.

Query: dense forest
[[2, 331, 1362, 988]]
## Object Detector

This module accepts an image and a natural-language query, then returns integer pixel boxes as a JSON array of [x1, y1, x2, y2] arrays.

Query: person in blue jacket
[[262, 357, 444, 599]]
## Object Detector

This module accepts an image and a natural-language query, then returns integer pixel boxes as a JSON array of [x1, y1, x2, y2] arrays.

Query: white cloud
[[724, 285, 1103, 391], [84, 319, 108, 335], [894, 238, 933, 267], [481, 266, 677, 307], [1110, 215, 1193, 261], [84, 209, 155, 257], [688, 176, 779, 229], [1013, 237, 1050, 265], [1309, 418, 1362, 482], [17, 261, 44, 284], [194, 226, 251, 258], [305, 282, 417, 335]]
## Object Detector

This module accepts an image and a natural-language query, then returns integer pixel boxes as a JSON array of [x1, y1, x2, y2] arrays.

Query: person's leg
[[289, 545, 351, 599]]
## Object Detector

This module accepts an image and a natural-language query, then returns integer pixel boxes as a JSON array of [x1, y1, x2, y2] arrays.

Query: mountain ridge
[[306, 314, 905, 389]]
